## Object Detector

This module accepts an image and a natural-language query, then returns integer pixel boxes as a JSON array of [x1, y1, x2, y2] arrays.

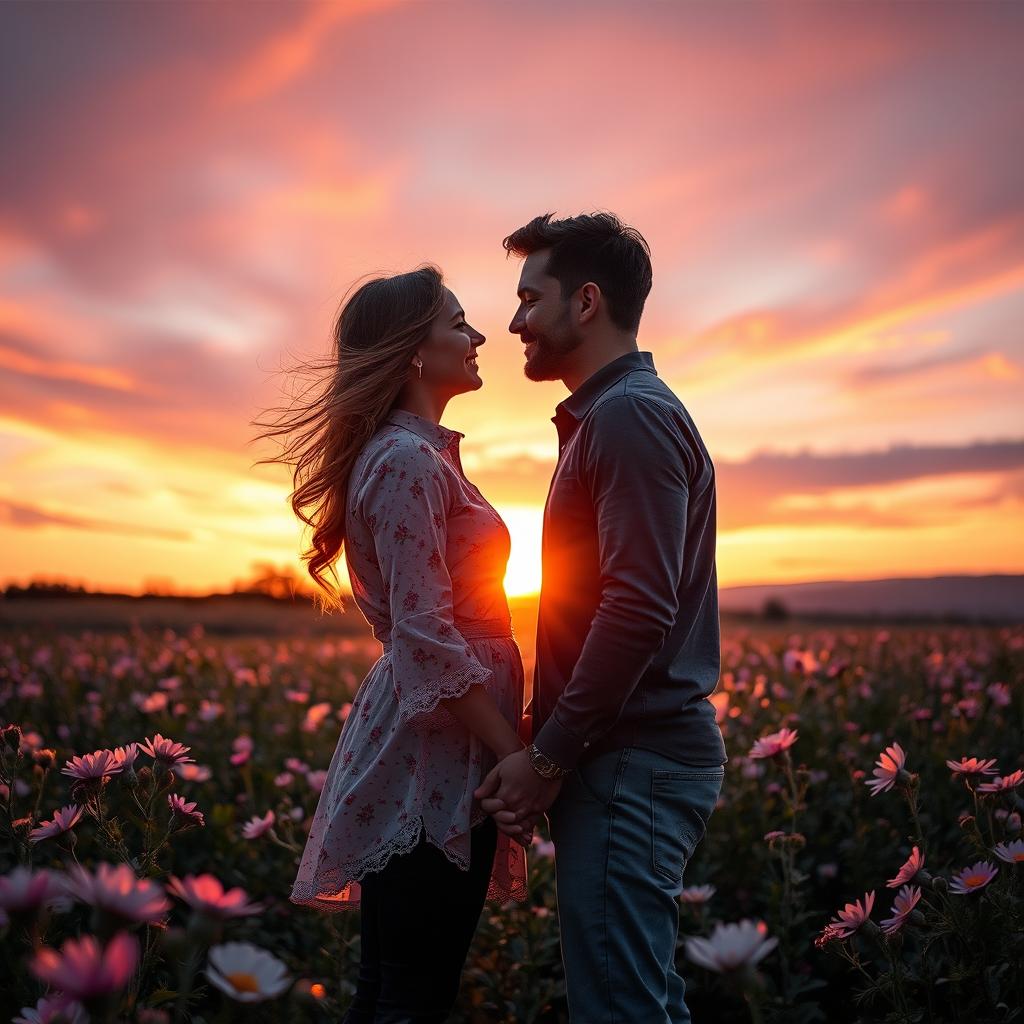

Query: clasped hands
[[473, 712, 563, 848]]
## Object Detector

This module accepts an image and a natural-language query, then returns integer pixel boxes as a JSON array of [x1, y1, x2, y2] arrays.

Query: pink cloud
[[0, 497, 191, 541]]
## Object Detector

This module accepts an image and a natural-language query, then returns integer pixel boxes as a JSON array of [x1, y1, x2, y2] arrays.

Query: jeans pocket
[[650, 767, 723, 883], [571, 748, 629, 808]]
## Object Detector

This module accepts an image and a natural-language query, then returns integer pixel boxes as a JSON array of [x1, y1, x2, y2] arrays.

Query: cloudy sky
[[1, 0, 1022, 596]]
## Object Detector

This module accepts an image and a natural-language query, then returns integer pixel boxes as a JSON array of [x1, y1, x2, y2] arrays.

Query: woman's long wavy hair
[[251, 265, 447, 612]]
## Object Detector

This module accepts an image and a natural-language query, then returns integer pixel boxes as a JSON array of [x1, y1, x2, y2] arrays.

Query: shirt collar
[[555, 350, 657, 426], [384, 407, 464, 452]]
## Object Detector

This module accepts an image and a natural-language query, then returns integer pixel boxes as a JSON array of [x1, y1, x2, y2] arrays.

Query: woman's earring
[[415, 360, 423, 379]]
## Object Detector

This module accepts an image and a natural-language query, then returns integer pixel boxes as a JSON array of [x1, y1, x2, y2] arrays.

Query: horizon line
[[4, 569, 1022, 602]]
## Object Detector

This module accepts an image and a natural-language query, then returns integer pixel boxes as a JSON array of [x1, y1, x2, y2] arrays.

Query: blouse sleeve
[[354, 436, 493, 730]]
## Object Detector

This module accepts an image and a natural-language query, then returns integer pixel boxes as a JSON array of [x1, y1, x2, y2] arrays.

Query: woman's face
[[418, 289, 486, 395]]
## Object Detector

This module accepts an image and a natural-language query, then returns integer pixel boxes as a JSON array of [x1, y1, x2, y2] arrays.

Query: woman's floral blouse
[[290, 408, 528, 912]]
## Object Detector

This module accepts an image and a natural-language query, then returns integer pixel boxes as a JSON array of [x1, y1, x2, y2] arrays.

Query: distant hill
[[2, 575, 1020, 632], [719, 574, 1024, 622]]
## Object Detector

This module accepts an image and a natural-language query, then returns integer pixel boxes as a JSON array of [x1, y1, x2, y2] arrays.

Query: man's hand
[[474, 748, 563, 842]]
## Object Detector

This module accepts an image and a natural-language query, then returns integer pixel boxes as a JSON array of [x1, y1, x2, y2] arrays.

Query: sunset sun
[[497, 504, 544, 598]]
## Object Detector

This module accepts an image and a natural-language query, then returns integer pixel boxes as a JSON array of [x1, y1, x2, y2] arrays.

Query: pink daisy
[[233, 667, 258, 687], [31, 932, 139, 1003], [29, 805, 83, 845], [166, 874, 262, 918], [828, 890, 875, 938], [168, 793, 205, 828], [62, 864, 170, 925], [783, 649, 819, 675], [0, 868, 66, 914], [879, 885, 921, 934], [136, 1010, 169, 1024], [111, 743, 140, 770], [301, 702, 332, 733], [978, 769, 1024, 794], [198, 700, 224, 722], [531, 835, 555, 859], [13, 994, 87, 1024], [865, 743, 907, 796], [748, 728, 798, 760], [61, 749, 124, 783], [241, 810, 275, 841], [678, 884, 716, 904], [141, 734, 194, 768], [949, 860, 999, 895], [987, 682, 1011, 707], [230, 736, 254, 766], [887, 846, 924, 888], [946, 756, 998, 778], [993, 840, 1024, 864]]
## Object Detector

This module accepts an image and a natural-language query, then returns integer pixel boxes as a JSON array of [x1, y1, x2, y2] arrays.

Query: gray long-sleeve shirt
[[530, 350, 728, 771]]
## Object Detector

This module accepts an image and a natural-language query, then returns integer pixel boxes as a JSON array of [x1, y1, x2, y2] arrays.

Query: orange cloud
[[678, 224, 1024, 387], [0, 341, 137, 393], [0, 497, 192, 541], [217, 0, 400, 107]]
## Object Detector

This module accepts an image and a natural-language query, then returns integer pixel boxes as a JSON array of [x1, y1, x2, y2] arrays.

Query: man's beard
[[523, 315, 582, 382]]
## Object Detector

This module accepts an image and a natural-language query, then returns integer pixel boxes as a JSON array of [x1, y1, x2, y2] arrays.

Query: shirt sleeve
[[532, 396, 692, 769], [354, 436, 493, 731]]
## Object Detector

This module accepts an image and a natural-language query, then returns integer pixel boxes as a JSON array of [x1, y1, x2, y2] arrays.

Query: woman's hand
[[475, 749, 563, 839], [511, 813, 542, 849]]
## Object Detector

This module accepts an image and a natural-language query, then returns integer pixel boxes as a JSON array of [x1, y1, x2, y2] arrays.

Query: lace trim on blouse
[[290, 811, 527, 913], [387, 654, 492, 729]]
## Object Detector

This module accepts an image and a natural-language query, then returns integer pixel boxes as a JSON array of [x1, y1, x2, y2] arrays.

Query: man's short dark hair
[[502, 211, 653, 332]]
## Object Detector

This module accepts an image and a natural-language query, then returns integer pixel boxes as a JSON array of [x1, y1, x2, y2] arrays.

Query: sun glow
[[497, 504, 544, 598]]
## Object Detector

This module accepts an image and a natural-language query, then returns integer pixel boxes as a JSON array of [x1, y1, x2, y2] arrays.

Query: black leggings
[[341, 816, 499, 1024]]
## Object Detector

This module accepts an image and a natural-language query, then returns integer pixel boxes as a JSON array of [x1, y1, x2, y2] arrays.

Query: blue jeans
[[547, 747, 724, 1024]]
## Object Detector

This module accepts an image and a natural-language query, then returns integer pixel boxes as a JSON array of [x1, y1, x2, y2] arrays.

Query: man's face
[[508, 250, 583, 382]]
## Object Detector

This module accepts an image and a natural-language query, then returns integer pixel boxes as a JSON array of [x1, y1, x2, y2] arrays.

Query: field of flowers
[[1, 619, 1021, 1024]]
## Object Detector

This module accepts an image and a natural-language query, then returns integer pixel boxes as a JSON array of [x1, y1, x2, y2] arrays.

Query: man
[[474, 212, 728, 1023]]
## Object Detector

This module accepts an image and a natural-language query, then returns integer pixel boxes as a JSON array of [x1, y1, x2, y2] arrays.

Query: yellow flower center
[[226, 971, 261, 994], [964, 873, 987, 887]]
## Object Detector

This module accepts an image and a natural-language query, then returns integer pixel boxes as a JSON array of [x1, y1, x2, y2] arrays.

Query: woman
[[255, 266, 530, 1023]]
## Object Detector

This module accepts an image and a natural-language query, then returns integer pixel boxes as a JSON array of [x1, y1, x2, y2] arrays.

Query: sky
[[1, 0, 1023, 598]]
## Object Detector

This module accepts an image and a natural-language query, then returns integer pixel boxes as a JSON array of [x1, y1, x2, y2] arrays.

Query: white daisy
[[685, 919, 778, 973], [206, 942, 291, 1002]]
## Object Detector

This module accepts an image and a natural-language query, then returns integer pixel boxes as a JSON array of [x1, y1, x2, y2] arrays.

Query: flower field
[[1, 620, 1021, 1023]]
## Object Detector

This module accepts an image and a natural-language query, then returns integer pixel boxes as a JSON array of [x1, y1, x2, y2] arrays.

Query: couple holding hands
[[273, 211, 727, 1023]]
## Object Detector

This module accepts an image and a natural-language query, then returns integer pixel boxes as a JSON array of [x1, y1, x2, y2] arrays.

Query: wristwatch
[[527, 743, 571, 779]]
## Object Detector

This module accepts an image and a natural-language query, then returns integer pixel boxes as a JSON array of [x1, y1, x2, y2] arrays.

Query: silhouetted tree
[[762, 597, 790, 621]]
